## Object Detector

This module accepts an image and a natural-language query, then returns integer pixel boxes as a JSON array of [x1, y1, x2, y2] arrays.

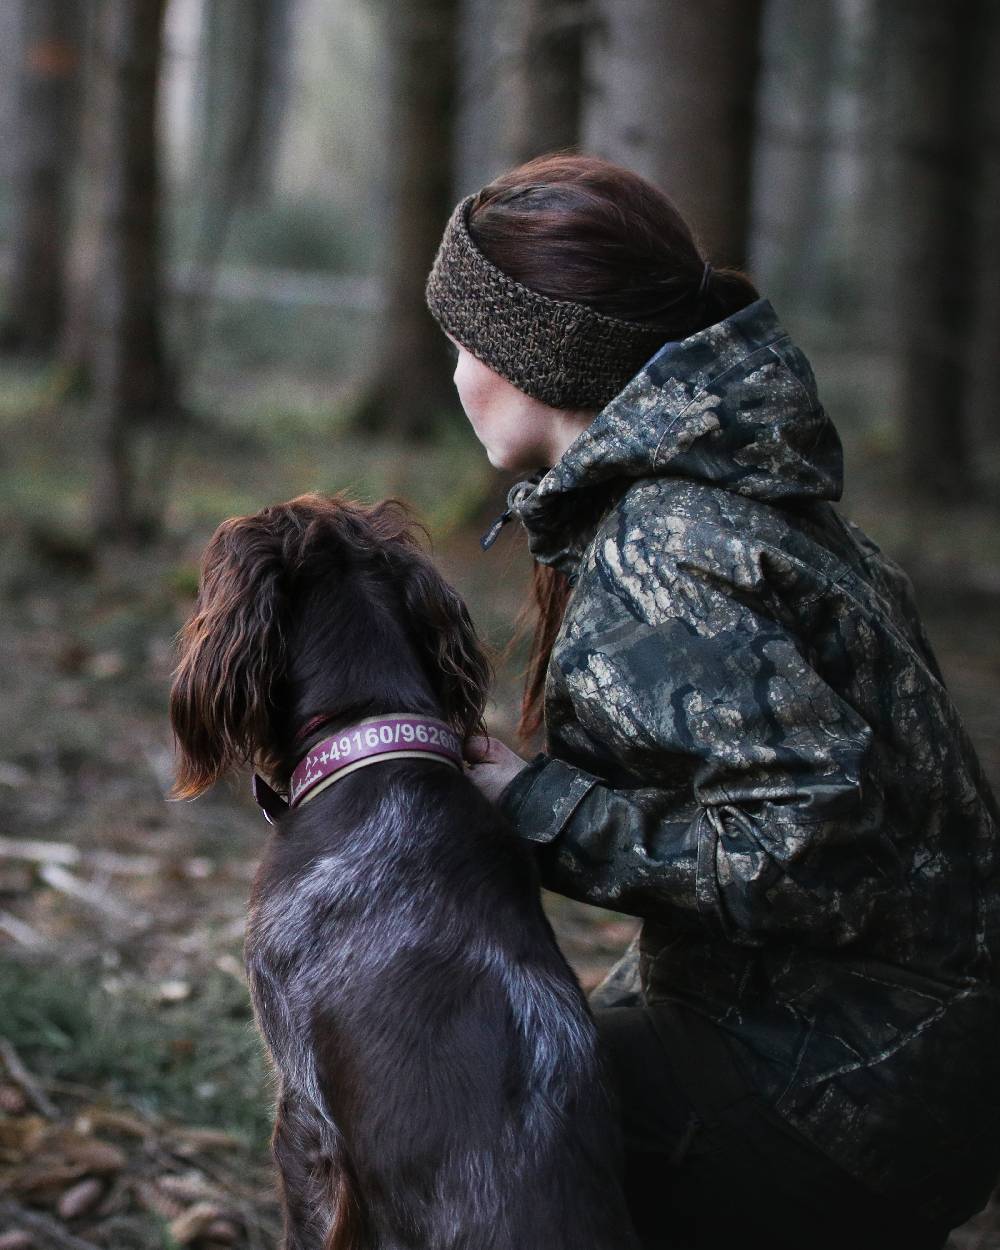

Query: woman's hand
[[463, 734, 529, 804]]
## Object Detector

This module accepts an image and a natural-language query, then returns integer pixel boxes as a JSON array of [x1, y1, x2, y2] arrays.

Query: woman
[[424, 154, 1000, 1250]]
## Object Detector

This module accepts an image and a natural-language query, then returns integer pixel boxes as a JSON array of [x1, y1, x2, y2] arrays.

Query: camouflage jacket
[[498, 300, 1000, 1219]]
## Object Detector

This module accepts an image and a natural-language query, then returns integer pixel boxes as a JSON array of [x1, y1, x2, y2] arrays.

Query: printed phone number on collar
[[312, 722, 460, 766]]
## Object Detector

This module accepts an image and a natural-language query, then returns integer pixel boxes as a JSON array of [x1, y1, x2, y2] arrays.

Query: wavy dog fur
[[170, 494, 638, 1250]]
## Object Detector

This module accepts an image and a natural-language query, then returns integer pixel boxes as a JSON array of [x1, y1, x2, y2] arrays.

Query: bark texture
[[497, 0, 586, 167], [887, 0, 988, 502], [196, 0, 295, 205], [370, 0, 459, 437], [967, 4, 1000, 460], [583, 0, 764, 266], [1, 0, 83, 356], [91, 0, 175, 541]]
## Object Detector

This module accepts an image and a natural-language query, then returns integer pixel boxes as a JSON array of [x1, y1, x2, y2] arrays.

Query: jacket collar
[[505, 300, 842, 576]]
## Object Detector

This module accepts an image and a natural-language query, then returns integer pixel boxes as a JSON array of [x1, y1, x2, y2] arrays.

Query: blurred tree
[[752, 1, 838, 301], [885, 0, 992, 503], [0, 0, 84, 357], [753, 0, 883, 320], [362, 0, 459, 438], [966, 4, 1000, 473], [454, 0, 503, 193], [176, 0, 297, 385], [60, 6, 104, 387], [196, 0, 295, 206], [583, 0, 764, 266], [497, 0, 586, 167], [91, 0, 177, 542]]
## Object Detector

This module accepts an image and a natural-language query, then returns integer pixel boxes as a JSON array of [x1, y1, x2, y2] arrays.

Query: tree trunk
[[886, 0, 985, 503], [366, 0, 459, 438], [967, 4, 1000, 467], [0, 3, 21, 191], [90, 0, 175, 542], [497, 0, 586, 168], [583, 0, 764, 267], [60, 1, 103, 385], [751, 0, 838, 300], [454, 0, 503, 195], [196, 0, 295, 207], [1, 0, 84, 357]]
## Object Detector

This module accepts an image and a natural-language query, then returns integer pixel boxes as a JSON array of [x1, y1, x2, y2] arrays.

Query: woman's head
[[426, 154, 761, 742], [426, 153, 759, 426]]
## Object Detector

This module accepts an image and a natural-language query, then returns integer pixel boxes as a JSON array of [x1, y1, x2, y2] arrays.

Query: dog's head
[[169, 493, 491, 800]]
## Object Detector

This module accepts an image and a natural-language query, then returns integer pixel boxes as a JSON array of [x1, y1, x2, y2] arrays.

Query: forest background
[[0, 2, 998, 1248]]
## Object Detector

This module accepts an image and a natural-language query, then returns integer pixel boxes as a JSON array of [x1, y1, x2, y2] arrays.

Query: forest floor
[[0, 371, 998, 1248]]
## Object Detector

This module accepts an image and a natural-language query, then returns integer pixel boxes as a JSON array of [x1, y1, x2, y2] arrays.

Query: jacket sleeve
[[499, 529, 895, 949]]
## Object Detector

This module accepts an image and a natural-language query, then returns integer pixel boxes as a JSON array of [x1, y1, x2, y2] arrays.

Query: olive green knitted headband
[[425, 195, 672, 411]]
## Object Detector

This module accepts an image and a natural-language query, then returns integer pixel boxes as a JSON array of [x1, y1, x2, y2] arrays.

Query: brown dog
[[169, 494, 637, 1250]]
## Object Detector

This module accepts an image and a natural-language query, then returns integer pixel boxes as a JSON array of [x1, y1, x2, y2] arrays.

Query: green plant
[[0, 958, 273, 1146]]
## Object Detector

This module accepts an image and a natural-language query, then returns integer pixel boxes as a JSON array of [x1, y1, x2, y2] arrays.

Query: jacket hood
[[508, 299, 843, 573]]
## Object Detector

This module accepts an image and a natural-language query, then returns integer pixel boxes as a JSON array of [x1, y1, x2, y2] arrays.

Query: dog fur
[[169, 493, 637, 1250]]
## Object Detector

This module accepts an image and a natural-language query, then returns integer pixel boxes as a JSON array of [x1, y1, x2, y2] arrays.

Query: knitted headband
[[425, 194, 673, 411]]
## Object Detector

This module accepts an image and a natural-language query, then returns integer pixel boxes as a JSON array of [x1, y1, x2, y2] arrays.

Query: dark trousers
[[595, 1005, 955, 1250]]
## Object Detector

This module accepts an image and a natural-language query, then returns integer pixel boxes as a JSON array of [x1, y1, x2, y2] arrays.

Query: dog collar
[[252, 714, 464, 823]]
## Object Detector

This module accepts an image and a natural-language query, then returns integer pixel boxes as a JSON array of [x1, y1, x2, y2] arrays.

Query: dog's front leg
[[272, 1084, 337, 1250]]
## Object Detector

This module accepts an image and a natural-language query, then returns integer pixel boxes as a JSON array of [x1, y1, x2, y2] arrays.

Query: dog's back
[[246, 762, 638, 1250]]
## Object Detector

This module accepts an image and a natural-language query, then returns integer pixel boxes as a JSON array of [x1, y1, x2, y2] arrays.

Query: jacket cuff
[[498, 754, 600, 845]]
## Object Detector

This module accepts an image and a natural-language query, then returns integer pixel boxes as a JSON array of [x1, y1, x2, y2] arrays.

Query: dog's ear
[[169, 516, 289, 799], [397, 556, 491, 743]]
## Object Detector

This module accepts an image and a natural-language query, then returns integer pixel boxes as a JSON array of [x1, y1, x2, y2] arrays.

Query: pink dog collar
[[289, 714, 463, 808]]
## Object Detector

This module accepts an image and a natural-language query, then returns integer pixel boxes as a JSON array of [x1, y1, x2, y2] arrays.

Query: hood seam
[[651, 335, 791, 471]]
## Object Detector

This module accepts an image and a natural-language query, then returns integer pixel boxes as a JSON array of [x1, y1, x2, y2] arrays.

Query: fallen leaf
[[203, 1217, 239, 1245], [169, 1201, 232, 1245], [158, 980, 192, 1004], [0, 1231, 35, 1250], [0, 1084, 29, 1116], [85, 650, 126, 679], [38, 1128, 127, 1172], [0, 1116, 47, 1164], [0, 762, 30, 789], [168, 1127, 242, 1153], [156, 1172, 220, 1204], [134, 1180, 184, 1222], [3, 1126, 127, 1197], [183, 858, 214, 880], [214, 954, 245, 983], [74, 1107, 154, 1139], [57, 1177, 104, 1220], [168, 1038, 196, 1062]]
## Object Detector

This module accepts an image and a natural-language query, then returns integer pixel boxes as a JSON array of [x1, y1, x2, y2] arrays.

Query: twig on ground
[[39, 1078, 168, 1137], [37, 863, 151, 927], [0, 1036, 60, 1119], [0, 836, 79, 865], [0, 908, 49, 949], [0, 1202, 100, 1250], [0, 835, 160, 877], [87, 850, 161, 876]]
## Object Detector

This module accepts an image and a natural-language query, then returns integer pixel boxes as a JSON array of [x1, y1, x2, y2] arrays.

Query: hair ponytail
[[513, 563, 573, 746]]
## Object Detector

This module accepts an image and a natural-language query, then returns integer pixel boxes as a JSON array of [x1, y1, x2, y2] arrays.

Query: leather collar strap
[[288, 714, 463, 808]]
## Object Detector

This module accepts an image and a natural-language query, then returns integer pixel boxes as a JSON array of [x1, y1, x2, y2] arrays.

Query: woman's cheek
[[456, 370, 504, 452], [454, 361, 484, 422]]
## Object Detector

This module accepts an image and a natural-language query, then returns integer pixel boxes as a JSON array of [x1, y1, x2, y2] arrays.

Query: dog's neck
[[281, 593, 446, 772], [253, 706, 460, 823]]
